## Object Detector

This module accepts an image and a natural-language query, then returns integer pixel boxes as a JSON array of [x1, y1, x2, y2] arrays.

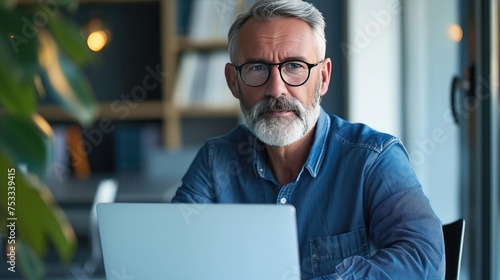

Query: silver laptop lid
[[97, 203, 301, 280]]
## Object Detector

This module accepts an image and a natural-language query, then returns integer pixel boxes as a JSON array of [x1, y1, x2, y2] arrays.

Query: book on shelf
[[176, 0, 193, 36], [50, 122, 160, 177], [52, 123, 116, 178], [188, 0, 243, 41], [174, 51, 200, 107], [174, 51, 239, 109], [204, 50, 238, 108], [114, 123, 143, 173]]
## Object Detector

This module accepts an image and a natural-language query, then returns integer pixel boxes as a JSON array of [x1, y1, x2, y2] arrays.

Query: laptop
[[96, 203, 301, 280]]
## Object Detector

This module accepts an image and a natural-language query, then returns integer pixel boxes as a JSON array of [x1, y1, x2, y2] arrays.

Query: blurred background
[[0, 0, 498, 279]]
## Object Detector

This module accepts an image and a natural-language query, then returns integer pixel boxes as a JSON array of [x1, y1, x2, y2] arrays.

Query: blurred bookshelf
[[164, 0, 245, 149], [34, 0, 245, 151], [26, 0, 247, 209], [38, 101, 163, 121]]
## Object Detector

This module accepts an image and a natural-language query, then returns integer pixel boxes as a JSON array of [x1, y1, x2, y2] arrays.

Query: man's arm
[[316, 141, 445, 279], [171, 145, 215, 203]]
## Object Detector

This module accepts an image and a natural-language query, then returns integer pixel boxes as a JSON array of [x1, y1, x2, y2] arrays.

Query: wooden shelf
[[32, 0, 244, 150], [17, 0, 159, 4], [38, 101, 163, 122], [176, 37, 229, 52], [178, 106, 241, 118]]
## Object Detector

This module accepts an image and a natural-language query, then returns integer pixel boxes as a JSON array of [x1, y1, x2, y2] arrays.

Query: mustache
[[250, 97, 304, 119]]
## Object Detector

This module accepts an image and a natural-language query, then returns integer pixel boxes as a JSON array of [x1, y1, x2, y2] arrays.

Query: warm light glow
[[87, 31, 108, 52], [38, 29, 93, 123], [33, 74, 45, 99], [33, 113, 54, 140], [38, 29, 75, 102], [449, 24, 463, 42]]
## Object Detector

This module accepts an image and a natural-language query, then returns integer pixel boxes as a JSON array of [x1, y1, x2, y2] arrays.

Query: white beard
[[241, 81, 322, 146]]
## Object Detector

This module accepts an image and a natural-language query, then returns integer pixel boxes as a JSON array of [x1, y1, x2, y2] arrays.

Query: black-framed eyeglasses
[[233, 59, 323, 87]]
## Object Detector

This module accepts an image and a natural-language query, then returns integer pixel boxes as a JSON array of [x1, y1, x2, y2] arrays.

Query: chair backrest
[[443, 219, 465, 280]]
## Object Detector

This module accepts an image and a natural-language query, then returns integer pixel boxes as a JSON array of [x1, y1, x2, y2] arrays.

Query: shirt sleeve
[[329, 140, 445, 279], [171, 143, 216, 203]]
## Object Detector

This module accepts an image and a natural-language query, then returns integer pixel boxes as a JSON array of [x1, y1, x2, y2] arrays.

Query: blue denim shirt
[[172, 109, 445, 279]]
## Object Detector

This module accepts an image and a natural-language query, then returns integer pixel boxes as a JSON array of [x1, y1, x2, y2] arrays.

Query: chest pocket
[[310, 228, 370, 277]]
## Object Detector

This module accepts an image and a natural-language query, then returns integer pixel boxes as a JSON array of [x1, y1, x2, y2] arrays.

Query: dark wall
[[75, 1, 162, 101], [309, 0, 347, 118]]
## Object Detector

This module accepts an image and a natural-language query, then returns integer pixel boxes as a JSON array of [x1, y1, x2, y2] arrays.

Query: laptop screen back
[[97, 203, 301, 280]]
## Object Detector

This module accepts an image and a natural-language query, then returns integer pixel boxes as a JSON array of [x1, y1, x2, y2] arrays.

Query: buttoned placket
[[276, 183, 294, 205]]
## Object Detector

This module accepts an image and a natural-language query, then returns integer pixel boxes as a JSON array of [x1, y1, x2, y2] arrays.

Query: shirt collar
[[304, 108, 330, 178], [252, 107, 331, 180]]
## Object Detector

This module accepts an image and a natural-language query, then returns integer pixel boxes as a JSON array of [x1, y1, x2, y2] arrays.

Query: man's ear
[[319, 58, 332, 97], [225, 63, 240, 98]]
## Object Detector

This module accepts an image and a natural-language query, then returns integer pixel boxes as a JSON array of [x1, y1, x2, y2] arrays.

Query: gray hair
[[228, 0, 327, 64]]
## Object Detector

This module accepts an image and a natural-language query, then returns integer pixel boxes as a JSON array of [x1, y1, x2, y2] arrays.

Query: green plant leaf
[[16, 239, 46, 280], [0, 62, 37, 119], [0, 152, 77, 265], [49, 0, 81, 13], [38, 29, 98, 127], [0, 114, 51, 177], [0, 7, 41, 80], [0, 7, 41, 119], [0, 0, 16, 9], [48, 15, 95, 66]]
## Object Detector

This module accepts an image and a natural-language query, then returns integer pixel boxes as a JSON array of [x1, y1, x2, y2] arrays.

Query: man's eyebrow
[[281, 56, 310, 61], [241, 56, 311, 63], [241, 58, 269, 64]]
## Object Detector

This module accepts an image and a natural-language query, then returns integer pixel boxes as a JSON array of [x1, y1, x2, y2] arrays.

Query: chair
[[71, 178, 118, 279], [443, 219, 465, 280]]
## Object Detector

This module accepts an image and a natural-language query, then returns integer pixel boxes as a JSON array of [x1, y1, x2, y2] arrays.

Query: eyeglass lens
[[240, 61, 311, 87]]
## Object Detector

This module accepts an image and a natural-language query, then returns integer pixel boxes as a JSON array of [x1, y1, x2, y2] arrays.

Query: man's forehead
[[236, 17, 317, 62], [239, 17, 313, 36]]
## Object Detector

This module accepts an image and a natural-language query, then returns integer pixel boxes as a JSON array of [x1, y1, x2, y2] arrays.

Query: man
[[172, 0, 445, 279]]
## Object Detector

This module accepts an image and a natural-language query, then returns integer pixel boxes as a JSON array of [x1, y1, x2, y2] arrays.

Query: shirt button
[[280, 197, 287, 204]]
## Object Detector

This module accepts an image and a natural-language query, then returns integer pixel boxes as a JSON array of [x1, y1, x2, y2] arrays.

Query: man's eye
[[248, 64, 266, 71], [285, 62, 305, 69]]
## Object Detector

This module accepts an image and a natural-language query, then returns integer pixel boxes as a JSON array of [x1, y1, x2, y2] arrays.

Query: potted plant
[[0, 0, 98, 278]]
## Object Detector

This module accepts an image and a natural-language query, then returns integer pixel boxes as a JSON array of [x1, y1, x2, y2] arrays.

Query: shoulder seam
[[333, 133, 400, 154]]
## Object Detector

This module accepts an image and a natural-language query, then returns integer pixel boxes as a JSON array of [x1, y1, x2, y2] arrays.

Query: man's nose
[[264, 65, 287, 98]]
